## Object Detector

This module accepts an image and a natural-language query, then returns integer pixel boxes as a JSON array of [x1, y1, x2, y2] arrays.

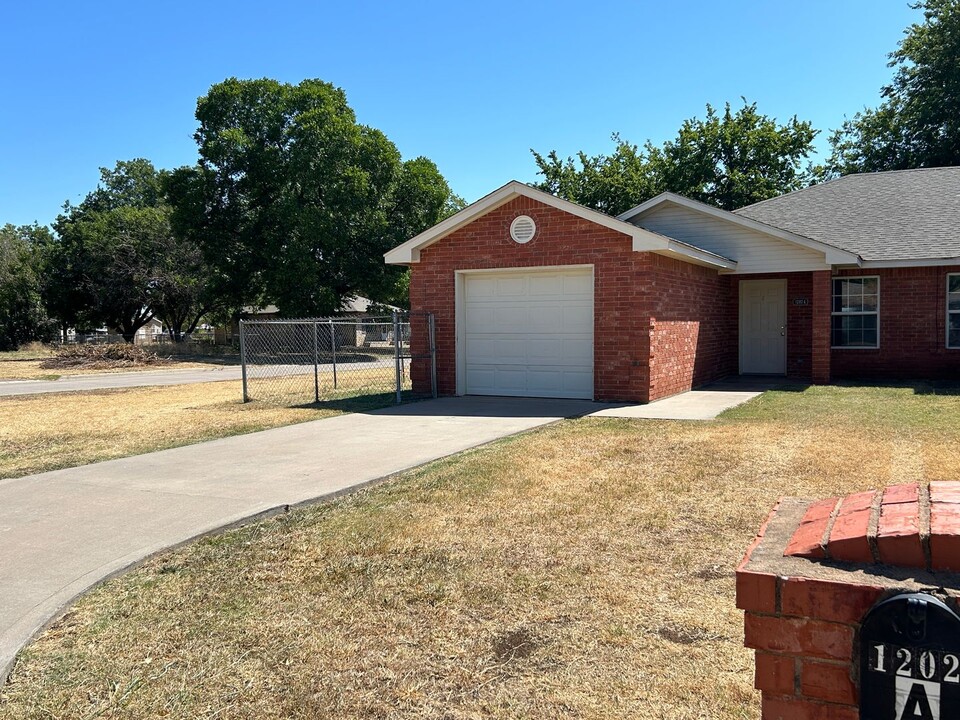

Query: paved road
[[0, 359, 396, 397], [0, 396, 603, 683]]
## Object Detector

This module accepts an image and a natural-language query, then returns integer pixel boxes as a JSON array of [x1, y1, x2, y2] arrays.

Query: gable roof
[[735, 167, 960, 262], [617, 191, 859, 266], [384, 181, 737, 269]]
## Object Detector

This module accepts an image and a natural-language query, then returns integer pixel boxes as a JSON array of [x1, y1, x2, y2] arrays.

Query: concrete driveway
[[0, 396, 601, 683]]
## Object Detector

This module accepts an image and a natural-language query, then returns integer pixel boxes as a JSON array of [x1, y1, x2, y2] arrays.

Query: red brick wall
[[831, 266, 960, 380], [736, 503, 883, 718], [740, 574, 878, 718], [648, 255, 736, 400], [408, 196, 658, 402], [812, 271, 832, 384]]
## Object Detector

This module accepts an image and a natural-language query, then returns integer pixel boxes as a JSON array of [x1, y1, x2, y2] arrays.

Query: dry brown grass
[[0, 381, 351, 479], [3, 384, 960, 718]]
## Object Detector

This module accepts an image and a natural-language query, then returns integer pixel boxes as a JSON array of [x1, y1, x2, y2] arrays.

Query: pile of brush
[[40, 343, 171, 370]]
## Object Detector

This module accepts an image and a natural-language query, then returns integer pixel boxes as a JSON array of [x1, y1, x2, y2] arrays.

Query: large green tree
[[532, 101, 819, 214], [173, 78, 457, 317], [827, 0, 960, 174], [0, 224, 56, 350], [50, 160, 212, 342]]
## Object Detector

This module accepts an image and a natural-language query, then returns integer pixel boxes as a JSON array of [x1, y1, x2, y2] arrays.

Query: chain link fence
[[240, 312, 435, 406]]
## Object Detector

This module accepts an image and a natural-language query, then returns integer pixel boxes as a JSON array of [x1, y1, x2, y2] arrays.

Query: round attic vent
[[510, 215, 536, 244]]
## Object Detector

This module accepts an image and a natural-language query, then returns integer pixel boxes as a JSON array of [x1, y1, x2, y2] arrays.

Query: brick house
[[385, 167, 960, 403]]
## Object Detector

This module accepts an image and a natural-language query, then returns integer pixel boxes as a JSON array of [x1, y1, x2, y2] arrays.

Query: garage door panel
[[495, 277, 527, 296], [563, 273, 593, 296], [562, 337, 593, 362], [528, 274, 564, 296], [491, 367, 527, 391], [524, 337, 563, 363], [463, 269, 593, 399], [465, 276, 497, 299], [493, 306, 532, 331], [562, 305, 592, 330], [464, 307, 497, 333], [526, 309, 564, 333], [467, 338, 519, 364], [526, 369, 563, 392], [465, 367, 496, 394], [562, 370, 593, 395]]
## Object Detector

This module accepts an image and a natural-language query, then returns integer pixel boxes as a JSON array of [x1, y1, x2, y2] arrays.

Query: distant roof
[[735, 167, 960, 261], [241, 296, 397, 316]]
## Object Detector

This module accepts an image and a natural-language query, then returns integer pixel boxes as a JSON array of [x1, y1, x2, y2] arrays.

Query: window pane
[[832, 314, 878, 348], [833, 277, 879, 312], [831, 316, 846, 347], [949, 275, 960, 294], [949, 292, 960, 311], [950, 314, 960, 349]]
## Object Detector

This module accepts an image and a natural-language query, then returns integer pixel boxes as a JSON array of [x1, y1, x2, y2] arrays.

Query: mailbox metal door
[[860, 593, 960, 720]]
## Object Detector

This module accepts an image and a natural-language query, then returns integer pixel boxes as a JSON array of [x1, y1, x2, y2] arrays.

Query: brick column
[[811, 270, 831, 384], [737, 483, 960, 719]]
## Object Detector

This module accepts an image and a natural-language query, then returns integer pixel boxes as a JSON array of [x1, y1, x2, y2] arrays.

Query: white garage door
[[462, 268, 594, 399]]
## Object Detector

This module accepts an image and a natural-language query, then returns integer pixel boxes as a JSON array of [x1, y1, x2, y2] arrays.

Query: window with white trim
[[948, 274, 960, 349], [831, 276, 879, 348]]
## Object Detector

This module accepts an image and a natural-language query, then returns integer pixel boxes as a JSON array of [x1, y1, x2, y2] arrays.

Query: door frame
[[454, 264, 595, 396], [738, 278, 788, 375]]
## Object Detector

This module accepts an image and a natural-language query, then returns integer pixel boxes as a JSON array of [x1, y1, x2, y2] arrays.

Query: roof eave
[[385, 182, 736, 270], [630, 229, 737, 270], [386, 180, 664, 265], [859, 257, 960, 268]]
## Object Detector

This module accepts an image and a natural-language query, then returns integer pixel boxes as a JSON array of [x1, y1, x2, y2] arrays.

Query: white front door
[[460, 268, 594, 399], [739, 279, 787, 375]]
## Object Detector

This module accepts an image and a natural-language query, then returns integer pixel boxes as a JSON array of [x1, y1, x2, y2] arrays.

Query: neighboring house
[[385, 167, 960, 403], [214, 296, 399, 345], [134, 318, 164, 344]]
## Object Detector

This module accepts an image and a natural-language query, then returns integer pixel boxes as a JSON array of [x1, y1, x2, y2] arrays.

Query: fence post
[[313, 321, 319, 403], [239, 320, 249, 403], [429, 313, 438, 399], [329, 318, 337, 389], [393, 311, 402, 404]]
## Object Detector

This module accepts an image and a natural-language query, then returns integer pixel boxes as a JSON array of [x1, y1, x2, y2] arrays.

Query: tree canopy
[[827, 0, 960, 174], [0, 224, 56, 350], [171, 78, 458, 317], [49, 159, 211, 342], [532, 101, 818, 214]]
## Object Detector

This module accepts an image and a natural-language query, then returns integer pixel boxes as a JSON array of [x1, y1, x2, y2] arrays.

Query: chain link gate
[[239, 311, 435, 406]]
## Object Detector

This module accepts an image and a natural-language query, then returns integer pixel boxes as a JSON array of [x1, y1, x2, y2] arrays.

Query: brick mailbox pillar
[[737, 482, 960, 719]]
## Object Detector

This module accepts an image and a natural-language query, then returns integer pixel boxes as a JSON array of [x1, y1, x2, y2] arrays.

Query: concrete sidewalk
[[590, 377, 785, 420], [0, 396, 600, 683]]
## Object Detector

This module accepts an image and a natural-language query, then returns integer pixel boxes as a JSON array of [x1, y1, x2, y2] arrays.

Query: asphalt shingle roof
[[734, 167, 960, 261]]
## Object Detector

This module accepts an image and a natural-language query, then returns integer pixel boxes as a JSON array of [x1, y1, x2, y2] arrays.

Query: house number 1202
[[871, 644, 960, 683]]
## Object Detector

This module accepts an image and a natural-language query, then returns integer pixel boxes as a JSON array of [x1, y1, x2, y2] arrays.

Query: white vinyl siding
[[948, 274, 960, 349], [634, 203, 829, 273], [461, 268, 593, 399], [832, 277, 879, 348]]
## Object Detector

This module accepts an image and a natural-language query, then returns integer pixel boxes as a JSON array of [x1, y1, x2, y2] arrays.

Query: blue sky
[[2, 1, 918, 228]]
